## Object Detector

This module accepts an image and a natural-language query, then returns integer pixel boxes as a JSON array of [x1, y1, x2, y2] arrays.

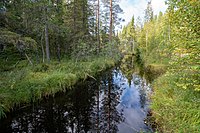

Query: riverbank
[[151, 72, 200, 132], [144, 63, 200, 132], [137, 60, 200, 132], [0, 62, 153, 132], [0, 55, 119, 119], [143, 64, 167, 83]]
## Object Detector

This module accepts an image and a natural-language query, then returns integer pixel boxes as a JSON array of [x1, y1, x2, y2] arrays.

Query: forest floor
[[0, 55, 119, 119]]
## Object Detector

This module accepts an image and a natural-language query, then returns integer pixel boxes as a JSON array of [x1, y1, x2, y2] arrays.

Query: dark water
[[0, 66, 153, 133]]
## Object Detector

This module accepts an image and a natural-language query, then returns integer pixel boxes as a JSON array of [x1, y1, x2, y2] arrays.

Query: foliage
[[0, 0, 123, 121], [119, 0, 200, 132], [144, 1, 153, 23], [149, 1, 200, 131], [151, 73, 200, 132], [0, 29, 36, 49], [0, 0, 123, 63], [167, 0, 200, 91]]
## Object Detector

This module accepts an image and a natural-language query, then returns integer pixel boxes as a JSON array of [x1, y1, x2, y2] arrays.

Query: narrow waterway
[[0, 61, 153, 133]]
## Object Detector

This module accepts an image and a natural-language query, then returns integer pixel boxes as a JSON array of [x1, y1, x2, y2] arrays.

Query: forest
[[120, 0, 200, 132], [0, 0, 122, 119], [0, 0, 200, 132]]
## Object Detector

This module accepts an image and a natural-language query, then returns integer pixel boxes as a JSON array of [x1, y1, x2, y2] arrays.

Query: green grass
[[0, 55, 119, 119], [151, 72, 200, 132], [144, 64, 167, 83], [142, 52, 200, 132]]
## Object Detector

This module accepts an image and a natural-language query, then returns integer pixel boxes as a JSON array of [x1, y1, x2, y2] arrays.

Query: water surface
[[0, 67, 152, 133]]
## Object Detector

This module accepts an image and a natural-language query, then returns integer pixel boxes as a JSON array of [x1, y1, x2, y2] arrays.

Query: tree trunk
[[73, 0, 77, 51], [41, 29, 45, 63], [168, 23, 171, 43], [45, 24, 50, 62], [146, 31, 148, 55], [131, 41, 133, 52], [82, 0, 86, 33], [35, 47, 40, 64], [109, 0, 113, 42], [97, 0, 100, 53], [56, 36, 61, 62], [73, 0, 76, 32]]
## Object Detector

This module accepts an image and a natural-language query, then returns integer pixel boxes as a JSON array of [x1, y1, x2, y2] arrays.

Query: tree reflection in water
[[0, 70, 124, 133], [97, 71, 124, 133], [0, 55, 153, 133], [120, 54, 151, 110]]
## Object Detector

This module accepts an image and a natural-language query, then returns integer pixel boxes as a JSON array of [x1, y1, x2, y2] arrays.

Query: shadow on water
[[0, 55, 154, 133]]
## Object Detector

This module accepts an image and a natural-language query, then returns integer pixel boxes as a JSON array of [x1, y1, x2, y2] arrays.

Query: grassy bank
[[144, 62, 200, 132], [151, 72, 200, 132], [143, 64, 167, 83], [140, 58, 200, 132], [0, 55, 119, 119]]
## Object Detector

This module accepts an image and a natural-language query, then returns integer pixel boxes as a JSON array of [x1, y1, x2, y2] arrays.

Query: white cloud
[[151, 0, 168, 16], [119, 0, 168, 28], [119, 0, 146, 27]]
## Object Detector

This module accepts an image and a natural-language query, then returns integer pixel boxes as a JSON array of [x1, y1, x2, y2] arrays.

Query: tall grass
[[139, 50, 200, 132], [0, 55, 119, 119], [151, 72, 200, 132]]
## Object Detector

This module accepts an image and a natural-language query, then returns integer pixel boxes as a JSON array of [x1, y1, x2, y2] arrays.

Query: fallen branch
[[86, 73, 96, 80], [25, 53, 33, 65]]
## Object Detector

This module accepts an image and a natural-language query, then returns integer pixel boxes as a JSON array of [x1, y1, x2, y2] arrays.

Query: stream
[[0, 60, 153, 133]]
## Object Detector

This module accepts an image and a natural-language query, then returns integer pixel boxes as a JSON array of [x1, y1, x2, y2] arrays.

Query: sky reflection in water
[[0, 67, 152, 133]]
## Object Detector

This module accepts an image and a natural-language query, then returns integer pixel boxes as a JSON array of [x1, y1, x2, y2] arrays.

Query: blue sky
[[119, 0, 168, 26]]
